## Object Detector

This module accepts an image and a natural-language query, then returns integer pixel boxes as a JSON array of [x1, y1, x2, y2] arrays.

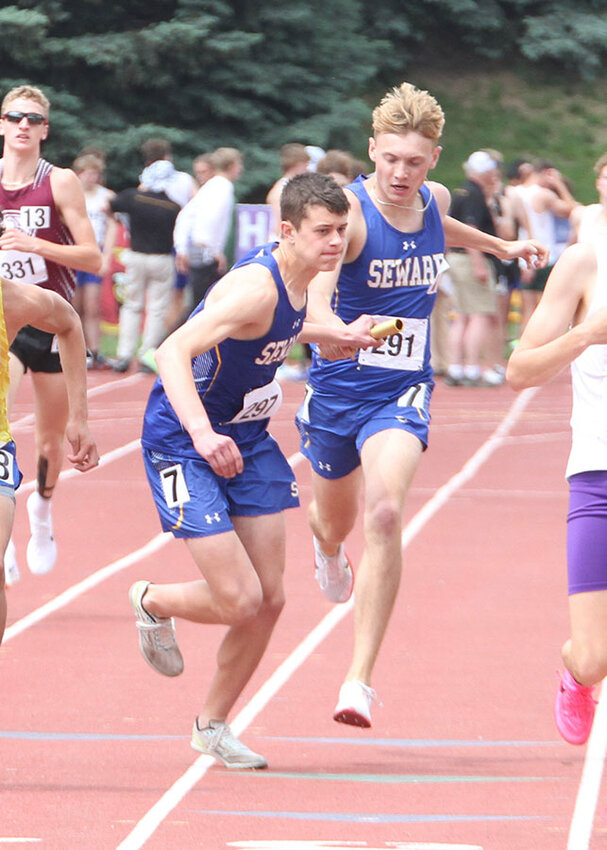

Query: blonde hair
[[372, 82, 444, 142], [72, 153, 104, 174], [2, 84, 50, 116], [210, 147, 242, 172]]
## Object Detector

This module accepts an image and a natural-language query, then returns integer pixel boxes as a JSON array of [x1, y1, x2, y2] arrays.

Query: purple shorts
[[567, 470, 607, 595]]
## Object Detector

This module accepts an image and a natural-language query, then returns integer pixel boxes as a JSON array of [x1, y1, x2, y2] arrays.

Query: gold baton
[[369, 318, 404, 340]]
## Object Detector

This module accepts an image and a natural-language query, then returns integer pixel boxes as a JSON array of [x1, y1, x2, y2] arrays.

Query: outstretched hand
[[502, 239, 549, 269]]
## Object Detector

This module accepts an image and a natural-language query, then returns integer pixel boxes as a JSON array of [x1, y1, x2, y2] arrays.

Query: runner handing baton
[[296, 81, 548, 728]]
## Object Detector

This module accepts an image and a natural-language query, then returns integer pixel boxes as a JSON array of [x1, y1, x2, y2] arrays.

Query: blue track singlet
[[142, 243, 306, 456], [307, 176, 447, 402]]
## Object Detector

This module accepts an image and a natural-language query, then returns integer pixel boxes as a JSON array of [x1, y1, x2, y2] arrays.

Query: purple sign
[[235, 204, 273, 261]]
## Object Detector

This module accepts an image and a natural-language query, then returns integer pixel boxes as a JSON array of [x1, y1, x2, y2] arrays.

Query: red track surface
[[1, 369, 602, 850]]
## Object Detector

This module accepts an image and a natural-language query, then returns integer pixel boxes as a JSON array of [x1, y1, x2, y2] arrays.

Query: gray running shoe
[[191, 720, 268, 769], [313, 536, 354, 603], [128, 580, 184, 677]]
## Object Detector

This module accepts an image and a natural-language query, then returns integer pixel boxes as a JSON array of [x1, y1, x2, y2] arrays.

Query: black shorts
[[10, 326, 62, 374]]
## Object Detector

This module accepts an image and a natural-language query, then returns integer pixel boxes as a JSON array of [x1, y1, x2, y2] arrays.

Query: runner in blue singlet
[[128, 173, 378, 770], [297, 81, 549, 729]]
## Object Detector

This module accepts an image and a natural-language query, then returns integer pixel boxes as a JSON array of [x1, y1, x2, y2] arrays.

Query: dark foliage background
[[2, 0, 607, 199]]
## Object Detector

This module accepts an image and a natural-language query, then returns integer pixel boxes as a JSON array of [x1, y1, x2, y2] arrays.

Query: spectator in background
[[316, 150, 357, 187], [108, 139, 183, 373], [569, 153, 607, 244], [444, 150, 503, 387], [266, 143, 310, 239], [192, 153, 215, 188], [172, 147, 243, 324], [510, 158, 577, 328], [138, 139, 196, 208], [72, 153, 117, 369]]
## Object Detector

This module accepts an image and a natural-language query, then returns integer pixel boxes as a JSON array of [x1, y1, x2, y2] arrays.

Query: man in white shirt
[[174, 148, 243, 319]]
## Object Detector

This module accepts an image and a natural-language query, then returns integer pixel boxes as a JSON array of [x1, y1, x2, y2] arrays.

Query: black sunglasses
[[2, 111, 47, 125]]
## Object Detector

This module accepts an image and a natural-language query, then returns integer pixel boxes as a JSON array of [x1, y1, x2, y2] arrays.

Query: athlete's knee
[[260, 585, 286, 623], [364, 497, 402, 541], [217, 582, 263, 625]]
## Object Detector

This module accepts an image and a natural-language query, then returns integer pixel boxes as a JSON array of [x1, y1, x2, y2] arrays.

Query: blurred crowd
[[73, 136, 602, 386]]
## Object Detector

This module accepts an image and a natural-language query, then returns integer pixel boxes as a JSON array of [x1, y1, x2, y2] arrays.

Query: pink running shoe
[[554, 669, 597, 745]]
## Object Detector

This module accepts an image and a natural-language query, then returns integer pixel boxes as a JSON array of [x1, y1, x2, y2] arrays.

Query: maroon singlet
[[0, 157, 75, 301]]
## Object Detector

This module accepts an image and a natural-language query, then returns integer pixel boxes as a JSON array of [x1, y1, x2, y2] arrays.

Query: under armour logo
[[205, 512, 221, 524], [403, 240, 417, 250], [318, 461, 332, 471]]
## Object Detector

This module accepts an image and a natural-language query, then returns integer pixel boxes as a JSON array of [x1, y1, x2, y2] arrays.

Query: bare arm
[[0, 167, 102, 274], [2, 280, 98, 470], [506, 243, 599, 390], [154, 268, 278, 478], [443, 215, 548, 267]]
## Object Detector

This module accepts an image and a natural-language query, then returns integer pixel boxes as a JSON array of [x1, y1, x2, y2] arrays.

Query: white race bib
[[0, 448, 16, 486], [228, 378, 283, 424], [160, 463, 190, 508], [0, 250, 48, 284], [358, 315, 428, 372]]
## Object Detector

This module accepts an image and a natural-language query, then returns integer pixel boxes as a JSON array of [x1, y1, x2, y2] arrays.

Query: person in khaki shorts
[[445, 151, 503, 387]]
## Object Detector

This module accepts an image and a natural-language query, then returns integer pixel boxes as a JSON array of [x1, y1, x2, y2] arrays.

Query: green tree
[[0, 0, 382, 198]]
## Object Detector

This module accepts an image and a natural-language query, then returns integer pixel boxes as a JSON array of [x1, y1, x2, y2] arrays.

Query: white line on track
[[567, 680, 607, 849], [114, 388, 538, 850], [10, 373, 143, 431], [4, 449, 304, 642], [3, 532, 170, 643]]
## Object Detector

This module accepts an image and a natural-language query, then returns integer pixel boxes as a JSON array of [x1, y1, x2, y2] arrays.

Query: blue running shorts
[[296, 381, 433, 480], [0, 441, 23, 500], [142, 432, 299, 538]]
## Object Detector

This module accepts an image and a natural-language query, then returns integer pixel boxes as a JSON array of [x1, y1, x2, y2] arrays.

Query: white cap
[[464, 150, 498, 174], [306, 145, 326, 172]]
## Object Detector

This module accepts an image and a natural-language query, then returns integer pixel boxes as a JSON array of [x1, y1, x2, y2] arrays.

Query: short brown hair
[[141, 138, 171, 165], [280, 172, 349, 229], [279, 143, 310, 171], [372, 82, 444, 142]]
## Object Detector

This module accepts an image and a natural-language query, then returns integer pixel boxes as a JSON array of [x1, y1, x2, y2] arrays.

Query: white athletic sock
[[448, 364, 464, 379], [29, 491, 52, 522]]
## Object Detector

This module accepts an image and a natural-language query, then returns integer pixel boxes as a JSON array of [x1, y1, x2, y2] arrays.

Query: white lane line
[[16, 438, 142, 496], [567, 681, 607, 849], [4, 451, 305, 642], [10, 373, 143, 431], [3, 533, 170, 643], [114, 388, 537, 850]]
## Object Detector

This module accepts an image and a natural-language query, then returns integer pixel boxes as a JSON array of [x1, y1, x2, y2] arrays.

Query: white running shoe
[[191, 719, 268, 769], [333, 680, 378, 728], [129, 580, 184, 677], [4, 538, 20, 586], [26, 492, 57, 575], [313, 536, 354, 603]]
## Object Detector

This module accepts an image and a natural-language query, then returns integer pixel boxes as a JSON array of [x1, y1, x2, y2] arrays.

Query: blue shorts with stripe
[[142, 432, 299, 538], [295, 381, 433, 480], [0, 440, 23, 500]]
